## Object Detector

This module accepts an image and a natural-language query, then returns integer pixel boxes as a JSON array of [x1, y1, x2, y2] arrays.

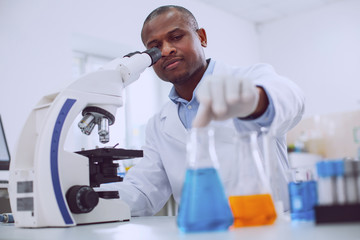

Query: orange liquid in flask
[[229, 194, 277, 227]]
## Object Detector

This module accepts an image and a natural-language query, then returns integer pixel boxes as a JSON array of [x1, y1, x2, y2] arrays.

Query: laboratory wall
[[257, 0, 360, 117], [0, 0, 259, 153]]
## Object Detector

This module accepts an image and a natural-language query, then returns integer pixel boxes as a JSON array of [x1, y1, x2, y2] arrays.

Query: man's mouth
[[163, 58, 182, 70]]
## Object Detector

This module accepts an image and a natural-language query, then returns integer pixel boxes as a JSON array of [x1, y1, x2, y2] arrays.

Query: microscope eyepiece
[[143, 47, 161, 66]]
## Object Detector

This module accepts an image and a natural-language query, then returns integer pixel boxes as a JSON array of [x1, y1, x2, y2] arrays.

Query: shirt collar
[[169, 59, 215, 104]]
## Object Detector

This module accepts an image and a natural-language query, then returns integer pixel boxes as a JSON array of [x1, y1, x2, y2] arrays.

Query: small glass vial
[[355, 161, 360, 203], [344, 159, 359, 204], [334, 160, 346, 204], [316, 161, 335, 205], [288, 169, 318, 221]]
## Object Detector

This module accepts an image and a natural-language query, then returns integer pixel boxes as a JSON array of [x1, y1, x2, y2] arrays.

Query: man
[[110, 5, 304, 216]]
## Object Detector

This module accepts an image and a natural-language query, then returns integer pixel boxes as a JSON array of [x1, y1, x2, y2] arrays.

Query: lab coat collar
[[160, 101, 188, 144]]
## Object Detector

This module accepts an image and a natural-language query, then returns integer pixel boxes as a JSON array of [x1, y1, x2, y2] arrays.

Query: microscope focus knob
[[66, 185, 99, 214]]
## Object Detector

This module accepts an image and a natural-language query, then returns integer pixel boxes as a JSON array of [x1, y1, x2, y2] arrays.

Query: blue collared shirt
[[168, 59, 275, 129]]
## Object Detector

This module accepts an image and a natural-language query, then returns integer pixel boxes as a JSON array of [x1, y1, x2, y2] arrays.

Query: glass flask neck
[[187, 127, 219, 169], [235, 131, 271, 195]]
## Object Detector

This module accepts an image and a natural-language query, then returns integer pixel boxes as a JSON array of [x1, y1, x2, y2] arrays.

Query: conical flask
[[228, 131, 277, 227], [177, 127, 234, 233], [259, 127, 290, 214]]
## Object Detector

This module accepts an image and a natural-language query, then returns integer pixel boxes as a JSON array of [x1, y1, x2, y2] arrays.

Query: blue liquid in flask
[[177, 167, 234, 233]]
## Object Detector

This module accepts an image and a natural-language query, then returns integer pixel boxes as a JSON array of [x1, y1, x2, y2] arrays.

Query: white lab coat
[[108, 61, 304, 216]]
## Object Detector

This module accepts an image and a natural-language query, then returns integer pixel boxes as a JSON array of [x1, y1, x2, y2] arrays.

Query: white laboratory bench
[[1, 216, 360, 240]]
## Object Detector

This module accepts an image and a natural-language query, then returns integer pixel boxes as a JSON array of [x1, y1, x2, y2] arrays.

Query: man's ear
[[197, 28, 207, 47]]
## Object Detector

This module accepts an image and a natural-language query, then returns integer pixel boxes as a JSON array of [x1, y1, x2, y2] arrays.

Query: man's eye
[[173, 35, 183, 40], [150, 44, 160, 49]]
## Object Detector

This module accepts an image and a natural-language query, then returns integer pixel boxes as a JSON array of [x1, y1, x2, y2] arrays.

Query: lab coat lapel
[[161, 102, 188, 144]]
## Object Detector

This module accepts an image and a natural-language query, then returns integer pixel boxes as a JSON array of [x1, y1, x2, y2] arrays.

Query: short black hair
[[143, 5, 199, 31]]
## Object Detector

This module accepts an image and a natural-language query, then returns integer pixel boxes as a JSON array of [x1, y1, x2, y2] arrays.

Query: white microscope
[[8, 48, 161, 227]]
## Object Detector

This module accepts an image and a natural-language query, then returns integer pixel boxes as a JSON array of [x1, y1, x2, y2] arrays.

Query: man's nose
[[161, 42, 176, 56]]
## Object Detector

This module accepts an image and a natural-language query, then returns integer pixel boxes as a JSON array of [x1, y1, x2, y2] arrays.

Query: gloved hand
[[192, 75, 259, 128]]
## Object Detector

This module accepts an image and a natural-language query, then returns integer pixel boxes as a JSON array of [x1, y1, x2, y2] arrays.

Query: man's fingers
[[194, 77, 212, 127], [210, 76, 227, 116], [225, 77, 241, 104], [192, 103, 212, 128]]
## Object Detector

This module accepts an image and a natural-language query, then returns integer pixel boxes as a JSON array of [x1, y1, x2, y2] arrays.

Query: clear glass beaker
[[177, 127, 234, 233], [228, 131, 277, 227]]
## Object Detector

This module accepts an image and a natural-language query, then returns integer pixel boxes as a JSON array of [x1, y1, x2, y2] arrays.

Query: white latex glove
[[192, 75, 259, 128]]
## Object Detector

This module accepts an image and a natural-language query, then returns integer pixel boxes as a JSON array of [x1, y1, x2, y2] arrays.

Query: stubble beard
[[167, 63, 204, 86]]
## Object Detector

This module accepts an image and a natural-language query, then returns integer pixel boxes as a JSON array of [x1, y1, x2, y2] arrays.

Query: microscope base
[[73, 198, 131, 225]]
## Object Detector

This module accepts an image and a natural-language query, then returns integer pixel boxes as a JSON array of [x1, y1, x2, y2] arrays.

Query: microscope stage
[[75, 147, 143, 160]]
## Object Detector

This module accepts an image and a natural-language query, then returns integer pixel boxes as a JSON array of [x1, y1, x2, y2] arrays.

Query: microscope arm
[[74, 48, 161, 143]]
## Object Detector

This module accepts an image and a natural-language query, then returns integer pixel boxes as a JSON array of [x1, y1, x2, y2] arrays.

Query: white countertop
[[1, 216, 360, 240]]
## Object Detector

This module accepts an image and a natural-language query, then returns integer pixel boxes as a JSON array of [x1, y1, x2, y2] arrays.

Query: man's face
[[141, 9, 207, 85]]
